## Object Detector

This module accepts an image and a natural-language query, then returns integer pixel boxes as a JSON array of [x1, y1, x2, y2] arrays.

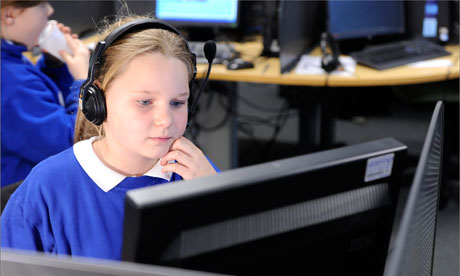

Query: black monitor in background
[[278, 0, 323, 73], [383, 101, 444, 276], [327, 0, 406, 53], [1, 249, 224, 276], [122, 138, 408, 276], [49, 1, 115, 37]]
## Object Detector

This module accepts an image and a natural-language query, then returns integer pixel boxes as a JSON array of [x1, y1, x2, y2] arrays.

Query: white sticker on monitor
[[364, 153, 394, 182]]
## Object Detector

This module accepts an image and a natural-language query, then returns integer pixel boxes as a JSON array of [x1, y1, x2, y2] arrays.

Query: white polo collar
[[73, 137, 172, 192]]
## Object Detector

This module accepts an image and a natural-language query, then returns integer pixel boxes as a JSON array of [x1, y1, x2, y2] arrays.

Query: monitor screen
[[327, 0, 405, 41], [155, 0, 239, 28], [383, 101, 444, 276], [122, 138, 407, 276], [278, 0, 322, 73]]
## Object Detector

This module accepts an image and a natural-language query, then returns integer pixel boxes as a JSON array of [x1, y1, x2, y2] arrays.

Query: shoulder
[[1, 57, 38, 81], [1, 59, 51, 103], [29, 147, 78, 181], [18, 147, 80, 194], [4, 147, 77, 217]]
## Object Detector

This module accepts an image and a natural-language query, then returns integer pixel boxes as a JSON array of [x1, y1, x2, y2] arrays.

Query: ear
[[1, 6, 20, 25], [93, 79, 102, 89]]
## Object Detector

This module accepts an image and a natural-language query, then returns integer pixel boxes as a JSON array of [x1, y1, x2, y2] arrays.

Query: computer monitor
[[278, 0, 323, 73], [122, 138, 407, 276], [328, 0, 405, 40], [383, 101, 444, 276], [1, 249, 224, 276], [327, 0, 405, 52], [155, 0, 239, 28]]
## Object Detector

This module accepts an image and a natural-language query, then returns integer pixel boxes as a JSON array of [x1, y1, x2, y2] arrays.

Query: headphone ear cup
[[82, 84, 107, 126], [321, 53, 340, 73]]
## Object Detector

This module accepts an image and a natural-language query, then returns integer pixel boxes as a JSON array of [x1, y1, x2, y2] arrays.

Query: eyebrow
[[132, 91, 190, 97]]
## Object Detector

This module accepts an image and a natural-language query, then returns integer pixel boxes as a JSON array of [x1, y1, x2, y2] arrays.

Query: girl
[[1, 0, 90, 187], [1, 15, 219, 260]]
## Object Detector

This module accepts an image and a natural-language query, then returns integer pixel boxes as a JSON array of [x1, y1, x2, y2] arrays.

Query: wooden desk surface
[[328, 44, 459, 86], [196, 39, 327, 86], [197, 40, 459, 87]]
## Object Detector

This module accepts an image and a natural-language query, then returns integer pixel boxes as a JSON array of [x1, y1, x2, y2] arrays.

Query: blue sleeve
[[207, 155, 221, 173], [36, 56, 75, 99], [0, 180, 55, 253], [1, 68, 83, 164]]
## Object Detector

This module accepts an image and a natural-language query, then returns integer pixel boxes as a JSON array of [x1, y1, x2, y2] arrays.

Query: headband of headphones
[[79, 18, 197, 126], [320, 32, 339, 58], [82, 18, 197, 92]]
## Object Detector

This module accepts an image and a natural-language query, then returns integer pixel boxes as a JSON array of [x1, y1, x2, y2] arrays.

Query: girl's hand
[[56, 22, 75, 38], [56, 22, 90, 80], [160, 137, 217, 180]]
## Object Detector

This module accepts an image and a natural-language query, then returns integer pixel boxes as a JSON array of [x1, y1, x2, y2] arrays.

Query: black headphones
[[79, 19, 197, 126], [320, 32, 341, 73]]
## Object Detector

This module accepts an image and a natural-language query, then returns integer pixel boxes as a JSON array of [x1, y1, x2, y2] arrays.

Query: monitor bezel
[[383, 101, 444, 276]]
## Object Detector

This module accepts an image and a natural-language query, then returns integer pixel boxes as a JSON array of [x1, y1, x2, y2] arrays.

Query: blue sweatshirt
[[1, 39, 84, 187], [1, 137, 220, 260]]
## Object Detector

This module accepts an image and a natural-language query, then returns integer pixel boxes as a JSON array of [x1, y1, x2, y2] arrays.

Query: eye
[[170, 101, 186, 108], [137, 99, 152, 106]]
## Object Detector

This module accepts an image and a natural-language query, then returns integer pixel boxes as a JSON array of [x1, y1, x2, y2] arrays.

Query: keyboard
[[188, 41, 237, 64], [350, 39, 451, 70]]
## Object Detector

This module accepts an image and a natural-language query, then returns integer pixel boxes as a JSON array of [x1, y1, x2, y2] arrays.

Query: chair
[[1, 180, 23, 214]]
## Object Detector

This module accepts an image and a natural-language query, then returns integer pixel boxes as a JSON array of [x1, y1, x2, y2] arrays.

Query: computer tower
[[405, 1, 451, 43]]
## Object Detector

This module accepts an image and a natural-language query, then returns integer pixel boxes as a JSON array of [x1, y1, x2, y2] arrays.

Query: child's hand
[[56, 22, 76, 38], [160, 137, 217, 180], [55, 22, 90, 80]]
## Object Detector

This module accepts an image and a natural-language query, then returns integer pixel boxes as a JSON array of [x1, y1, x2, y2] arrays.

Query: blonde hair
[[74, 15, 195, 143]]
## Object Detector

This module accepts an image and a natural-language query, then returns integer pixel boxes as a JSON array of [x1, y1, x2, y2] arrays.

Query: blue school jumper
[[1, 137, 219, 260], [1, 39, 84, 187]]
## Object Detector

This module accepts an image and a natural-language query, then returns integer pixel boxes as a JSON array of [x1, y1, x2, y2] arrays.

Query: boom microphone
[[204, 40, 217, 63], [188, 40, 216, 124]]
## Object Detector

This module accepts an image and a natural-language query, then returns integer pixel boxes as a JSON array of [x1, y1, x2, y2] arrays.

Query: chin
[[142, 147, 170, 160]]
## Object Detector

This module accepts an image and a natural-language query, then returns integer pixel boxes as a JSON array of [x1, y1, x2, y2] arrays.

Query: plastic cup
[[38, 20, 73, 62]]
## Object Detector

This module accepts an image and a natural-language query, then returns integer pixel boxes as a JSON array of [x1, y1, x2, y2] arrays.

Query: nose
[[46, 3, 54, 17], [153, 104, 173, 128]]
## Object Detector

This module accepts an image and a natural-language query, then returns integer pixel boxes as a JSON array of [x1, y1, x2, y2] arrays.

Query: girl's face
[[103, 53, 190, 163], [2, 2, 53, 49]]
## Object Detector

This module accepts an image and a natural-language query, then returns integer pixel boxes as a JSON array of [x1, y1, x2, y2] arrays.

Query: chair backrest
[[1, 180, 23, 214]]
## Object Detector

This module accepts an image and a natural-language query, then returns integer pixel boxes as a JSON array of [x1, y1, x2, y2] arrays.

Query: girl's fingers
[[161, 162, 191, 179], [169, 137, 201, 157], [161, 150, 194, 169]]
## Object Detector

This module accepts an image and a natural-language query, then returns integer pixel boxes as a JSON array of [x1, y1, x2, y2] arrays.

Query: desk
[[197, 42, 459, 86], [195, 41, 458, 169]]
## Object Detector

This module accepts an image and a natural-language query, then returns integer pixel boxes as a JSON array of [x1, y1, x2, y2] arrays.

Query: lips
[[151, 137, 172, 142]]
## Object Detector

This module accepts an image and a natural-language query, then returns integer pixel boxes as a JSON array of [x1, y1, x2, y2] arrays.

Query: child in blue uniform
[[0, 0, 90, 187], [1, 15, 219, 260]]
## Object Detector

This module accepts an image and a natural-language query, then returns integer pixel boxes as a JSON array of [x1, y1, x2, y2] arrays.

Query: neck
[[92, 137, 159, 177]]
